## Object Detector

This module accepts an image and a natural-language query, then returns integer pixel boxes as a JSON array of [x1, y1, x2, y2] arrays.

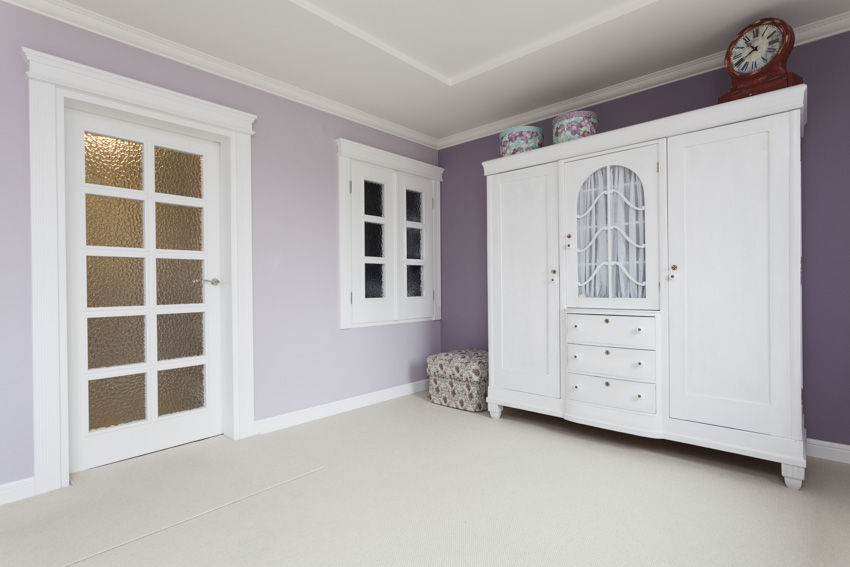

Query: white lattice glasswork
[[576, 166, 646, 299]]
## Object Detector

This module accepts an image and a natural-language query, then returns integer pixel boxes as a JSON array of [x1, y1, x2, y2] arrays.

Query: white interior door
[[66, 109, 223, 472], [562, 143, 661, 310], [487, 163, 560, 398], [668, 114, 794, 437]]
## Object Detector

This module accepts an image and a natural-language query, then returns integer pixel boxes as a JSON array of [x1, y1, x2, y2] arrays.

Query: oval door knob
[[637, 394, 643, 399], [670, 274, 677, 280], [574, 324, 579, 329], [573, 354, 578, 359], [636, 327, 643, 333], [574, 384, 580, 390], [637, 361, 644, 367], [566, 243, 573, 248]]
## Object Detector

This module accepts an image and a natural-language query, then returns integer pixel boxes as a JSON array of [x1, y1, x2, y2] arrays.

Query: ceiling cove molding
[[437, 10, 850, 149], [289, 0, 660, 86], [6, 1, 850, 150], [5, 0, 441, 149]]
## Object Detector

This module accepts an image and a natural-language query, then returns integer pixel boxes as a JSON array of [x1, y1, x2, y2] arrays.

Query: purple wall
[[438, 31, 850, 446], [0, 2, 440, 485]]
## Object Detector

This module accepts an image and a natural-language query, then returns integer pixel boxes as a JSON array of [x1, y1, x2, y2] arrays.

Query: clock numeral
[[761, 56, 768, 64], [768, 30, 778, 39], [753, 27, 759, 37], [767, 47, 778, 54], [769, 38, 781, 46], [743, 35, 752, 45], [733, 53, 744, 61]]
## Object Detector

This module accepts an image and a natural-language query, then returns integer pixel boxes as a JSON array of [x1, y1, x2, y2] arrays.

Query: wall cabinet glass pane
[[364, 181, 384, 217], [364, 222, 384, 257], [365, 263, 384, 298], [407, 265, 423, 297], [406, 190, 422, 222], [406, 228, 422, 260]]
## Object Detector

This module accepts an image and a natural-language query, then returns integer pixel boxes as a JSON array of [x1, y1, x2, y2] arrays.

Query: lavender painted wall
[[0, 2, 440, 485], [438, 31, 850, 446]]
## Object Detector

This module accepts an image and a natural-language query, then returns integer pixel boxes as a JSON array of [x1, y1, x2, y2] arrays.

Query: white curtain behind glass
[[609, 166, 646, 298], [576, 166, 646, 299], [576, 168, 608, 297]]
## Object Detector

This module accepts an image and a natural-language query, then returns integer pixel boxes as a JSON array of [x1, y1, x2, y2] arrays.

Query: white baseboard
[[807, 439, 850, 464], [0, 477, 36, 507], [255, 379, 428, 435]]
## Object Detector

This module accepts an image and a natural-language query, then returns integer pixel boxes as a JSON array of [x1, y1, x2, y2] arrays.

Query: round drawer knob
[[573, 355, 578, 359], [605, 350, 610, 355], [604, 318, 610, 324], [637, 361, 643, 367], [574, 384, 580, 390], [574, 324, 579, 329], [637, 394, 643, 399], [566, 243, 573, 248], [604, 381, 611, 387], [636, 327, 643, 333], [670, 274, 677, 280]]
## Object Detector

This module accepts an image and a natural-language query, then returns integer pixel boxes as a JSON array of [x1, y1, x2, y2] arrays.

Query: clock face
[[731, 24, 783, 74]]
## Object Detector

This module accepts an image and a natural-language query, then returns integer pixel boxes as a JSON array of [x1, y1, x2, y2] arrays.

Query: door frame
[[25, 49, 257, 495]]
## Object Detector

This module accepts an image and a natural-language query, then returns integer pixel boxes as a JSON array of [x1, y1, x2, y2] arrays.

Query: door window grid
[[80, 132, 210, 430]]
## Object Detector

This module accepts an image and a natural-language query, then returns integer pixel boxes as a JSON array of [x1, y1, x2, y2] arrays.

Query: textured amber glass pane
[[365, 264, 383, 299], [407, 265, 423, 297], [406, 190, 422, 222], [88, 316, 146, 369], [156, 203, 203, 251], [364, 181, 383, 217], [155, 147, 203, 198], [86, 195, 144, 248], [89, 373, 146, 431], [364, 222, 383, 257], [87, 256, 145, 308], [407, 228, 422, 260], [157, 259, 203, 305], [158, 365, 205, 416], [158, 312, 204, 361], [85, 133, 143, 190]]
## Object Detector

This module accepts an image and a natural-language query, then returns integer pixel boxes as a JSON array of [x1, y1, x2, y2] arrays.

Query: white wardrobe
[[484, 86, 806, 488]]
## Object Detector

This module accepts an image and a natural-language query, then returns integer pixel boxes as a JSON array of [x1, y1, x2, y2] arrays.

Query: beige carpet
[[0, 434, 323, 566], [3, 392, 850, 566]]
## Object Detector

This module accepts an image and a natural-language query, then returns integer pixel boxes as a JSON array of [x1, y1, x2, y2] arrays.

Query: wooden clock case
[[719, 17, 802, 104]]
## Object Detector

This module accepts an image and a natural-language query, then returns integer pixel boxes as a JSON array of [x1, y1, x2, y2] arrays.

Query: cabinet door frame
[[560, 141, 665, 311], [487, 163, 561, 399]]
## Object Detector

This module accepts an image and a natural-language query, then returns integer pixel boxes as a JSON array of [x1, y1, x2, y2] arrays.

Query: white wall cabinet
[[483, 86, 806, 488]]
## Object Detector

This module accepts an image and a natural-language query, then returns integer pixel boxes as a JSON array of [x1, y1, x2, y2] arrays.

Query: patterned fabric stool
[[426, 349, 489, 412]]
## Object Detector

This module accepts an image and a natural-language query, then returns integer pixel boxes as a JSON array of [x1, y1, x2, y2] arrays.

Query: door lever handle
[[193, 278, 220, 286]]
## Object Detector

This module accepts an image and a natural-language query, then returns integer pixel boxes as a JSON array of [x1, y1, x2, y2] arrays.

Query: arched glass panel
[[576, 166, 646, 299]]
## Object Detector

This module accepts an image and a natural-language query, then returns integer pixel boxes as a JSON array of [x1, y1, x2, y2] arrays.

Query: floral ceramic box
[[498, 126, 543, 157], [553, 110, 598, 143]]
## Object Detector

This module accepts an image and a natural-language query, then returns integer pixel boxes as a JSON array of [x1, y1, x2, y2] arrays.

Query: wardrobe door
[[668, 113, 797, 437], [487, 163, 560, 398], [562, 143, 661, 310]]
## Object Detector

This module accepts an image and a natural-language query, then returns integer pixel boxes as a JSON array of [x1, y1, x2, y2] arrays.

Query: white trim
[[5, 2, 849, 149], [482, 85, 807, 176], [0, 477, 36, 506], [807, 439, 850, 464], [255, 379, 428, 435], [289, 0, 660, 87], [336, 139, 443, 181], [5, 0, 439, 149], [25, 49, 256, 497]]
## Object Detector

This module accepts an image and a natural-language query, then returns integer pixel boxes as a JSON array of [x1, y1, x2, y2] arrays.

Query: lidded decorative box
[[499, 126, 543, 157], [553, 110, 598, 143]]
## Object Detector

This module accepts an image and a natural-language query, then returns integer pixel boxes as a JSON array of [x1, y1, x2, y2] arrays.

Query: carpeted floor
[[2, 391, 849, 566]]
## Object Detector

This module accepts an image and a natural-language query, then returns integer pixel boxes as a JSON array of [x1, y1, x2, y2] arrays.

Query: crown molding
[[4, 0, 441, 149], [436, 10, 850, 149], [5, 1, 849, 151]]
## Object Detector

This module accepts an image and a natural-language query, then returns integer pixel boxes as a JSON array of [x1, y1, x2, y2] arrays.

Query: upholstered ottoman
[[426, 349, 489, 412]]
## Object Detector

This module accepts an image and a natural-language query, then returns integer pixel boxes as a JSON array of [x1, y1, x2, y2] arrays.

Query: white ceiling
[[10, 0, 850, 147]]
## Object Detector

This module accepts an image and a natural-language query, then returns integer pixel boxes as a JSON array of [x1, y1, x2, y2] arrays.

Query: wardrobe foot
[[488, 403, 503, 419], [781, 463, 805, 490]]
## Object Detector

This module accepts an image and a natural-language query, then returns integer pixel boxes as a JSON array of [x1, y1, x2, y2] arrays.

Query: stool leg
[[488, 403, 503, 419]]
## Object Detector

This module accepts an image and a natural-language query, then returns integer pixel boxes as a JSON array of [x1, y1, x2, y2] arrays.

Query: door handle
[[193, 278, 220, 286]]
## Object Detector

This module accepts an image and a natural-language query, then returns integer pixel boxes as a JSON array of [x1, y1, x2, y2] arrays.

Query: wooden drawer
[[566, 373, 656, 414], [566, 344, 655, 382], [566, 314, 655, 349]]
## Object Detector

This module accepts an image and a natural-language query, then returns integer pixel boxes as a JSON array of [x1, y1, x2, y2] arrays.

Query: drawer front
[[566, 344, 655, 382], [566, 374, 656, 414], [566, 314, 655, 349]]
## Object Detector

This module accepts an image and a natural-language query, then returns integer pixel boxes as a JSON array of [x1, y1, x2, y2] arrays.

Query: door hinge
[[433, 290, 435, 301], [349, 180, 352, 194], [657, 162, 659, 172], [801, 389, 804, 404], [350, 292, 353, 304]]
